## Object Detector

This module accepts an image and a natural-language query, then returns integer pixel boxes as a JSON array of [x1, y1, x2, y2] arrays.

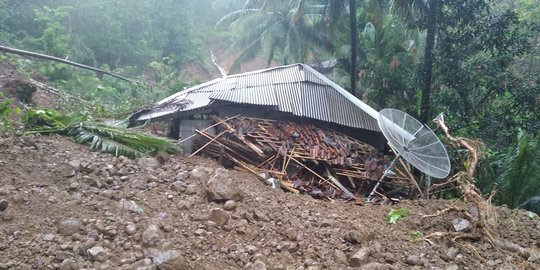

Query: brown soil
[[0, 135, 539, 270]]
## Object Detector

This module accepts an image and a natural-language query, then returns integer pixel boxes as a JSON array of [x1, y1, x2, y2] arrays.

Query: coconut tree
[[217, 0, 336, 73]]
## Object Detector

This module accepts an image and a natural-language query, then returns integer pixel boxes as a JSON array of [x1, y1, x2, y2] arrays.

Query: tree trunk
[[349, 0, 357, 95], [419, 0, 437, 123], [0, 45, 132, 82]]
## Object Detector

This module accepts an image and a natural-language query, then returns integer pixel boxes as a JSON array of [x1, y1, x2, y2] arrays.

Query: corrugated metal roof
[[134, 63, 380, 132]]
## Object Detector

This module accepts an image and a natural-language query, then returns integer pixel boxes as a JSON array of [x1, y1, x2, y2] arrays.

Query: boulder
[[58, 218, 81, 236], [349, 247, 370, 267], [206, 175, 244, 203], [209, 208, 230, 227]]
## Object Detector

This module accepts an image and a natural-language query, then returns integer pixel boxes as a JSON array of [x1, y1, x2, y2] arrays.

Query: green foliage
[[494, 130, 540, 208], [356, 1, 419, 111], [0, 93, 17, 132], [22, 109, 180, 158], [410, 230, 424, 243], [386, 207, 411, 225]]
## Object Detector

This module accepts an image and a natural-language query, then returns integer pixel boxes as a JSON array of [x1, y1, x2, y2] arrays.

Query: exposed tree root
[[423, 114, 536, 262]]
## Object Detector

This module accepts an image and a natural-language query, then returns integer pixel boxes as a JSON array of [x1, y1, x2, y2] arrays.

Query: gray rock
[[445, 247, 459, 260], [468, 206, 479, 218], [244, 260, 267, 270], [68, 160, 81, 171], [87, 246, 108, 262], [124, 222, 137, 235], [446, 264, 459, 270], [141, 225, 162, 247], [170, 181, 187, 192], [174, 171, 188, 182], [194, 228, 205, 236], [209, 208, 230, 227], [184, 184, 198, 195], [82, 176, 101, 188], [137, 157, 161, 170], [349, 247, 371, 267], [452, 218, 472, 232], [206, 175, 244, 203], [0, 200, 8, 211], [224, 200, 237, 211], [252, 209, 270, 222], [1, 208, 14, 221], [150, 250, 190, 270], [42, 233, 55, 241], [277, 241, 294, 252], [58, 218, 81, 236], [68, 182, 79, 191], [320, 219, 333, 227], [344, 230, 363, 244], [190, 167, 211, 181], [131, 179, 148, 190], [333, 249, 348, 265], [120, 252, 137, 265], [528, 252, 540, 262], [405, 255, 420, 265], [245, 245, 258, 255], [118, 199, 143, 214]]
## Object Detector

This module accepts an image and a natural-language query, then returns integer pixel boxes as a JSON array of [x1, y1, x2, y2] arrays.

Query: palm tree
[[217, 0, 335, 73]]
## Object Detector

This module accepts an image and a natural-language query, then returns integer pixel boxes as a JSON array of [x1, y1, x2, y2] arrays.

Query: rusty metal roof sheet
[[135, 63, 380, 132]]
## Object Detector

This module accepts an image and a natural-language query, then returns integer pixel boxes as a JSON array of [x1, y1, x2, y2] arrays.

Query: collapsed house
[[129, 64, 417, 201]]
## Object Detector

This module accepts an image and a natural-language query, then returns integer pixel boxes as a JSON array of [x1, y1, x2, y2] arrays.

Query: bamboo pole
[[398, 158, 424, 197], [225, 153, 269, 185], [288, 156, 339, 190], [188, 130, 227, 158]]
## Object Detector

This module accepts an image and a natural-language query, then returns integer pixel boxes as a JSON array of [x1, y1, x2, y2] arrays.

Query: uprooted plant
[[421, 113, 535, 262], [22, 108, 179, 158]]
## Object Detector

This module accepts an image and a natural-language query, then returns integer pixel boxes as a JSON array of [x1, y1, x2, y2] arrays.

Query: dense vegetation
[[0, 0, 539, 208]]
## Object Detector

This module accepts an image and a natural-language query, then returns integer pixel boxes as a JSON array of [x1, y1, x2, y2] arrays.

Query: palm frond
[[216, 9, 260, 27], [497, 130, 540, 208], [22, 109, 180, 158]]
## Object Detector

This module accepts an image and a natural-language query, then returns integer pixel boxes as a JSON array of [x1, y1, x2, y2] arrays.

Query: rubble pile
[[192, 115, 413, 201]]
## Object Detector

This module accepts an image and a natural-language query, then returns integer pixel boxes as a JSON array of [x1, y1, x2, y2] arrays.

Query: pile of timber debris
[[190, 115, 414, 201]]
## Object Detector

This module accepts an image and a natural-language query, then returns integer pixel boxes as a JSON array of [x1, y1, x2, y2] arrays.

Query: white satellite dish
[[369, 108, 451, 198]]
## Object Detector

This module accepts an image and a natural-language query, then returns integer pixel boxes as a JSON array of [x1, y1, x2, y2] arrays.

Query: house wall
[[176, 118, 216, 154]]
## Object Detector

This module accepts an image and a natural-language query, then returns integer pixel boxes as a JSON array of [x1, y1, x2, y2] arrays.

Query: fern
[[22, 109, 179, 158]]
